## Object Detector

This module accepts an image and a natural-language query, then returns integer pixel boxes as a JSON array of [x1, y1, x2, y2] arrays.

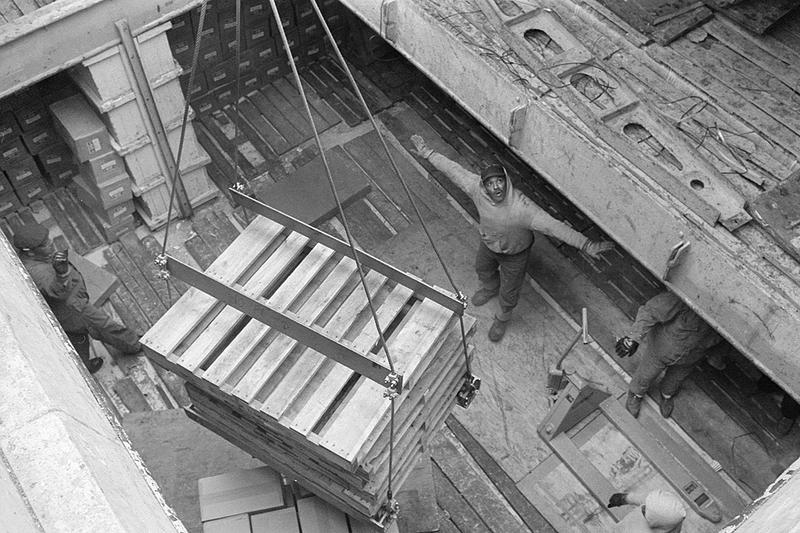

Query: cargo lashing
[[456, 372, 481, 408]]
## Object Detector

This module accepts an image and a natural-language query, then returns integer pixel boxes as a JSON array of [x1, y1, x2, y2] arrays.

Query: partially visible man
[[410, 135, 614, 342], [607, 489, 686, 532], [14, 223, 142, 373], [616, 291, 722, 418]]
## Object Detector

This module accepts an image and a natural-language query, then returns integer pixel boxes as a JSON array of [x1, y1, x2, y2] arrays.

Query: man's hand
[[607, 493, 628, 508], [52, 250, 70, 276], [615, 336, 639, 358], [582, 240, 614, 259], [410, 135, 433, 159]]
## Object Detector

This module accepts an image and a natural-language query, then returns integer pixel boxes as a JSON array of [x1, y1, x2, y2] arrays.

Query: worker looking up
[[14, 223, 142, 374], [607, 489, 686, 532], [410, 135, 614, 342], [616, 291, 722, 418]]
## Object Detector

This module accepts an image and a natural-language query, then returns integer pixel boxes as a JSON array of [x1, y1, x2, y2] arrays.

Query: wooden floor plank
[[310, 61, 368, 123], [109, 242, 167, 324], [107, 290, 150, 337], [237, 97, 292, 156], [62, 188, 104, 250], [272, 77, 336, 131], [184, 233, 217, 271], [300, 68, 362, 127], [196, 124, 241, 184], [42, 191, 88, 255], [431, 461, 491, 533], [294, 77, 342, 128], [197, 113, 259, 179], [248, 89, 307, 148], [141, 234, 189, 296], [118, 231, 173, 310], [113, 376, 152, 413], [261, 84, 313, 141], [341, 199, 394, 251], [192, 214, 234, 256], [222, 104, 278, 166]]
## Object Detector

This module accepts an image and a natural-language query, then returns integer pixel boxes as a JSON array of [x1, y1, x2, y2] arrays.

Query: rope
[[159, 0, 209, 258], [307, 0, 473, 376], [267, 0, 395, 375]]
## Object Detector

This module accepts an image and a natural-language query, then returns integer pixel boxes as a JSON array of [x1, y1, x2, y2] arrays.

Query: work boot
[[86, 357, 104, 374], [625, 392, 642, 418], [471, 288, 498, 307], [488, 318, 508, 342], [659, 393, 675, 419], [777, 416, 796, 436]]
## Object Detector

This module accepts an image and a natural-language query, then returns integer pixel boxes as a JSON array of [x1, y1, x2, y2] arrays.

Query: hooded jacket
[[614, 489, 686, 532], [22, 254, 90, 333], [428, 153, 589, 254]]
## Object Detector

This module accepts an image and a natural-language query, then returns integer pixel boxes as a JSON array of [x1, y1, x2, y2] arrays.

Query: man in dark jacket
[[411, 135, 614, 342], [616, 291, 722, 418], [14, 223, 141, 373]]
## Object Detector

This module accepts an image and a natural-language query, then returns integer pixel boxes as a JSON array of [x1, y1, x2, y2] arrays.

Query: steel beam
[[231, 188, 464, 315], [0, 0, 201, 99], [165, 255, 396, 388], [338, 0, 800, 400]]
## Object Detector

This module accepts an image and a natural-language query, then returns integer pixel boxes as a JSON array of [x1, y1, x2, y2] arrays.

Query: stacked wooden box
[[198, 466, 394, 533], [168, 0, 350, 114], [69, 22, 217, 229], [49, 94, 137, 241], [141, 214, 475, 526], [0, 86, 80, 216]]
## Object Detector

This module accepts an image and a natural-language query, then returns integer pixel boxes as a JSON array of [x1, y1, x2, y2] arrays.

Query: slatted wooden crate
[[133, 162, 218, 230], [141, 209, 475, 526]]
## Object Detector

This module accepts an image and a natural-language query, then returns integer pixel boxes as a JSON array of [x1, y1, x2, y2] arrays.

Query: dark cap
[[481, 163, 506, 183], [13, 223, 49, 250]]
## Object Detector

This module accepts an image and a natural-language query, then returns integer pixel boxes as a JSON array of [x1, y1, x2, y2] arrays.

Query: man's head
[[643, 490, 686, 532], [13, 223, 54, 256], [481, 163, 507, 203]]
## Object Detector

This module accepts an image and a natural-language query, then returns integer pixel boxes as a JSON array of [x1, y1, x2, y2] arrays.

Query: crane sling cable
[[267, 0, 402, 522], [155, 0, 211, 303], [305, 0, 477, 396]]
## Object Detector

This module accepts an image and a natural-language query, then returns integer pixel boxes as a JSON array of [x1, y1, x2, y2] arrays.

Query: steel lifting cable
[[231, 0, 247, 193], [156, 0, 210, 302], [266, 0, 396, 377], [267, 1, 402, 519], [306, 0, 474, 378]]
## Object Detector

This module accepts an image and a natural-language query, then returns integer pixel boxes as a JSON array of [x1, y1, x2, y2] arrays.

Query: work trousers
[[63, 303, 140, 363], [475, 241, 530, 322], [629, 348, 706, 398]]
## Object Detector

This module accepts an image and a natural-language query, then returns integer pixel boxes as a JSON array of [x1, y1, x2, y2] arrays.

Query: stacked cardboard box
[[68, 22, 217, 230], [169, 0, 349, 115], [50, 94, 137, 241]]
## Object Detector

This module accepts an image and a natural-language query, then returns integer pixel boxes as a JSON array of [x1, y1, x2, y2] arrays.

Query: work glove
[[615, 336, 639, 358], [410, 135, 433, 159], [52, 250, 70, 276], [581, 239, 614, 259], [607, 493, 628, 508]]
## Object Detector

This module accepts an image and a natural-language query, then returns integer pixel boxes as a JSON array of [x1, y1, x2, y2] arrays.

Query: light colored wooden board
[[197, 466, 283, 522], [202, 514, 251, 533], [203, 255, 357, 391], [296, 496, 350, 533], [231, 268, 386, 403], [319, 299, 455, 462], [250, 507, 300, 533], [257, 281, 414, 420], [141, 216, 284, 355], [176, 232, 312, 372]]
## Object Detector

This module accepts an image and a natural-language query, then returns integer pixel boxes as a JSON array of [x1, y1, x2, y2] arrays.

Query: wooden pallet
[[141, 204, 475, 525]]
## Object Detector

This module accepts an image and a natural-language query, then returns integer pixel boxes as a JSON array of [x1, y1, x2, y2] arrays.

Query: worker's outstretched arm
[[521, 196, 614, 258], [410, 135, 477, 194], [629, 291, 684, 342]]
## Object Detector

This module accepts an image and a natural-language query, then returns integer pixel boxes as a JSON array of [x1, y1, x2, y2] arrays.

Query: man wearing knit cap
[[410, 135, 614, 341], [608, 489, 686, 532], [14, 223, 142, 374]]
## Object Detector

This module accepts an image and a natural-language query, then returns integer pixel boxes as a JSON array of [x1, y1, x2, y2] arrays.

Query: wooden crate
[[133, 163, 217, 229], [141, 214, 475, 526]]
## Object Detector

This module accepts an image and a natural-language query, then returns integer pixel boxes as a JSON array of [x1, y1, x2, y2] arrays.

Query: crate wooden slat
[[141, 212, 475, 526]]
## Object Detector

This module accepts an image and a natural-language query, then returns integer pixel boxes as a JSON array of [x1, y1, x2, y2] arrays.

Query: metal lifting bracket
[[456, 372, 481, 408], [383, 372, 404, 399], [153, 253, 170, 280], [375, 498, 400, 527]]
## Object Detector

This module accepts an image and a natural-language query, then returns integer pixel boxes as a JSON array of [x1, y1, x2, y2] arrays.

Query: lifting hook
[[663, 234, 691, 280]]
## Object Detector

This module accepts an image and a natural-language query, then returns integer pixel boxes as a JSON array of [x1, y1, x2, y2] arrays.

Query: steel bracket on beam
[[230, 188, 464, 315], [165, 255, 398, 388]]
